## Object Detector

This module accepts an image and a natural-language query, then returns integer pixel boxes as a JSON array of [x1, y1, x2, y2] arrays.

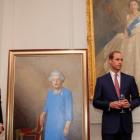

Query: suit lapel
[[120, 73, 125, 96]]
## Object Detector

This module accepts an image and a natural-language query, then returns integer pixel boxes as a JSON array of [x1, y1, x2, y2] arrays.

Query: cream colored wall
[[0, 0, 3, 82], [0, 0, 86, 139], [0, 0, 140, 140]]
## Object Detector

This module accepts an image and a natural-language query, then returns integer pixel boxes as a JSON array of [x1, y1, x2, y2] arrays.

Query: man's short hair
[[108, 50, 121, 60]]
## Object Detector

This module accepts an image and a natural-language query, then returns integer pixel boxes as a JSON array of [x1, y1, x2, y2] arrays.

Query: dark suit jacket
[[93, 72, 140, 134]]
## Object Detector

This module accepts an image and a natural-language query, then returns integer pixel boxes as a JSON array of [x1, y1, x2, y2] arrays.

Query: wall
[[0, 0, 86, 140], [0, 0, 3, 83]]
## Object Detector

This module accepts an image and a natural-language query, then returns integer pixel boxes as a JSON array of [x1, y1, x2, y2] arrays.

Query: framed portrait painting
[[87, 0, 140, 96], [6, 49, 89, 140]]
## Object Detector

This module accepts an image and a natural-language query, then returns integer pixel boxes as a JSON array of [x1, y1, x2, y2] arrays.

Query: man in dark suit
[[0, 90, 4, 134], [93, 51, 140, 140]]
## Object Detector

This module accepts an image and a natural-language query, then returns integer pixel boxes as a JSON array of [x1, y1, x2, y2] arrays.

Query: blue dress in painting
[[43, 87, 73, 140]]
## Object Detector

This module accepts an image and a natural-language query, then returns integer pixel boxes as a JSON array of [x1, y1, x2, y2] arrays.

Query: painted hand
[[0, 125, 4, 134], [64, 126, 70, 136]]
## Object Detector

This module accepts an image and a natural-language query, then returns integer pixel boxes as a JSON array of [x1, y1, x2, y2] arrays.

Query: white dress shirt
[[110, 71, 121, 87]]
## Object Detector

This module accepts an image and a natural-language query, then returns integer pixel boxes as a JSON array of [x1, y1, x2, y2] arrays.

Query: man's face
[[109, 52, 123, 72]]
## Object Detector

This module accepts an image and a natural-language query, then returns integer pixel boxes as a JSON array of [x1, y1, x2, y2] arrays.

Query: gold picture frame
[[6, 49, 90, 140], [87, 0, 96, 99]]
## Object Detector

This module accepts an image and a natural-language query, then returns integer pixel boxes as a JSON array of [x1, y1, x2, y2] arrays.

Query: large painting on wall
[[87, 0, 140, 95], [6, 49, 89, 140]]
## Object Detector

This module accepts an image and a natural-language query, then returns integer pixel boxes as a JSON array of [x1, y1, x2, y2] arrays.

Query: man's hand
[[109, 101, 122, 109], [119, 99, 130, 108]]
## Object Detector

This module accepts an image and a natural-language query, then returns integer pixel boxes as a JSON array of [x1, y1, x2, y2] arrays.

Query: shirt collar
[[110, 70, 121, 77]]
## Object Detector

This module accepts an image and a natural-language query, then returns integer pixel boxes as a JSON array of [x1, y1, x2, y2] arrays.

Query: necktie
[[114, 73, 120, 97]]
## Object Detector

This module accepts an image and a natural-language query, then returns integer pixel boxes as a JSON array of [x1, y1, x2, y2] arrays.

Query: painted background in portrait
[[13, 54, 84, 140], [94, 0, 128, 54]]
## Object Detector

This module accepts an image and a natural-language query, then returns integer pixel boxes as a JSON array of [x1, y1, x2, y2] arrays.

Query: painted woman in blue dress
[[40, 70, 73, 140], [96, 0, 140, 90]]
